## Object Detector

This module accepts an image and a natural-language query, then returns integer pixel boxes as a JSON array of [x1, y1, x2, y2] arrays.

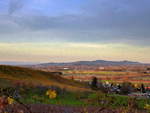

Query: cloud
[[0, 14, 150, 46], [0, 0, 150, 46], [8, 0, 25, 14], [0, 15, 20, 34]]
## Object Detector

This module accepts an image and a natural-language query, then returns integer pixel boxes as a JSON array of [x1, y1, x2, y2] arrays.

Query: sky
[[0, 0, 150, 63]]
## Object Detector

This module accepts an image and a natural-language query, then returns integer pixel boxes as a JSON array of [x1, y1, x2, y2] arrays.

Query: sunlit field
[[62, 69, 150, 86]]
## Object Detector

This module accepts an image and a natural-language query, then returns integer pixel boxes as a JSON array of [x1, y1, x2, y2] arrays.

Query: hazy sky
[[0, 0, 150, 63]]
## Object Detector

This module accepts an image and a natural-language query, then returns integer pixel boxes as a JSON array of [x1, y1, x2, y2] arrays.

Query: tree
[[91, 77, 98, 90], [141, 84, 146, 93]]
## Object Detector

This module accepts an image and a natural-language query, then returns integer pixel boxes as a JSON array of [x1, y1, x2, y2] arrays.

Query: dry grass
[[0, 65, 90, 91]]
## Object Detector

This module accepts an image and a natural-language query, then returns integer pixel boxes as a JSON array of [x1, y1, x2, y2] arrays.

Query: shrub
[[120, 82, 134, 95], [46, 90, 57, 99], [144, 104, 150, 111]]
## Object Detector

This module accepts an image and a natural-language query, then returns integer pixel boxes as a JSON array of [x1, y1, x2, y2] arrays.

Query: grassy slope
[[0, 65, 89, 91]]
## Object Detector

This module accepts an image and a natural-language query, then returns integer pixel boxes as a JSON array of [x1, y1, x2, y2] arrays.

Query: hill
[[38, 60, 143, 66], [0, 65, 88, 91]]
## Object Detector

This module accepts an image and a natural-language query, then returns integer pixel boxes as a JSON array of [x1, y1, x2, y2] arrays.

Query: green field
[[16, 86, 150, 110]]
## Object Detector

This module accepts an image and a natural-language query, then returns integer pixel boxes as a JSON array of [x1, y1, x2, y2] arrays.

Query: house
[[99, 67, 105, 70]]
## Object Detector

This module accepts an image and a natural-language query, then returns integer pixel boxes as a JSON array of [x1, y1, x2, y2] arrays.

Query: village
[[89, 76, 150, 99]]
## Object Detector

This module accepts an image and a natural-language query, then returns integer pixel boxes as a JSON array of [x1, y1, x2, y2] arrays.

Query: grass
[[0, 78, 12, 88], [20, 87, 86, 106], [16, 86, 150, 110], [0, 65, 90, 91]]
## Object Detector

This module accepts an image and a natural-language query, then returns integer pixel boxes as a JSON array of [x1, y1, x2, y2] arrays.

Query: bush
[[120, 82, 134, 95], [46, 90, 57, 99]]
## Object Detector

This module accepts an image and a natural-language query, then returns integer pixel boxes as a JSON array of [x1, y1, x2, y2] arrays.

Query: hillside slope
[[0, 65, 89, 91]]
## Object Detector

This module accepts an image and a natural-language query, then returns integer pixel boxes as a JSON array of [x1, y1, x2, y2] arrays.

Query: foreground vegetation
[[0, 84, 149, 113], [26, 88, 150, 108], [0, 65, 149, 113], [20, 86, 150, 109]]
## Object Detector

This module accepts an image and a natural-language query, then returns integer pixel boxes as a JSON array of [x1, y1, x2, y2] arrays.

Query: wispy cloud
[[8, 0, 25, 14]]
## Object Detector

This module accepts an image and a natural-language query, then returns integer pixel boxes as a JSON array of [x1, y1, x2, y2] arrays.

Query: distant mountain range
[[0, 60, 149, 66], [38, 60, 147, 66]]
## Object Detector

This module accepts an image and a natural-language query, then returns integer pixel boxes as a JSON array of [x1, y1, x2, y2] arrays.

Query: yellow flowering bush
[[7, 97, 14, 105], [144, 104, 150, 110], [46, 90, 57, 99]]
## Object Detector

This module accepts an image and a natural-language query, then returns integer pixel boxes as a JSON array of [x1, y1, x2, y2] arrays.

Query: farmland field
[[61, 69, 150, 85], [30, 65, 150, 85]]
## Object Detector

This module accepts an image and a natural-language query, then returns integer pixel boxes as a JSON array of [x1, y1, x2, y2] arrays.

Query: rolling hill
[[0, 65, 89, 91], [38, 60, 144, 66]]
